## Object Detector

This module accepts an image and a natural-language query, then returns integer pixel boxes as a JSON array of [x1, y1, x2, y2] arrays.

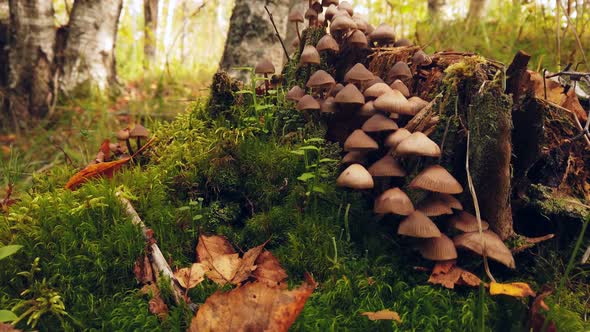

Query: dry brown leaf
[[232, 243, 266, 284], [148, 296, 169, 320], [530, 291, 557, 332], [490, 281, 536, 298], [189, 275, 317, 332], [457, 269, 483, 287], [428, 262, 482, 289], [360, 309, 402, 322], [528, 71, 587, 122], [206, 253, 241, 286], [0, 323, 21, 332], [65, 157, 131, 190], [196, 234, 236, 262], [133, 254, 154, 284], [174, 263, 209, 289], [253, 251, 288, 288], [431, 260, 455, 275]]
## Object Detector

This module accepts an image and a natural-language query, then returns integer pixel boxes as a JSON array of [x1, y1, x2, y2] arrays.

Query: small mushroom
[[416, 194, 454, 217], [337, 1, 353, 16], [384, 128, 411, 148], [409, 164, 463, 194], [449, 211, 490, 233], [347, 29, 368, 49], [368, 23, 395, 47], [453, 230, 515, 269], [336, 163, 374, 189], [116, 128, 133, 155], [343, 129, 378, 152], [254, 59, 275, 93], [373, 90, 412, 115], [329, 14, 356, 40], [374, 187, 414, 215], [304, 7, 318, 27], [324, 4, 338, 21], [316, 34, 340, 53], [343, 63, 374, 90], [419, 234, 458, 261], [395, 131, 441, 157], [364, 82, 393, 100], [387, 61, 413, 84], [393, 38, 412, 47], [320, 96, 337, 114], [129, 124, 149, 150], [367, 154, 406, 177], [288, 10, 305, 45], [334, 83, 365, 112], [390, 79, 410, 98], [286, 86, 306, 101], [300, 45, 321, 79], [342, 151, 367, 165], [296, 95, 321, 111], [307, 70, 336, 98], [358, 100, 377, 117], [398, 211, 442, 238], [412, 49, 432, 66], [361, 114, 398, 133]]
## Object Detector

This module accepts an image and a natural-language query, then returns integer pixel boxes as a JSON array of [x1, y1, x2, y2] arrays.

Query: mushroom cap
[[453, 230, 516, 269], [361, 114, 399, 132], [288, 10, 304, 23], [335, 83, 365, 105], [337, 1, 353, 15], [324, 4, 338, 21], [296, 95, 320, 111], [409, 164, 463, 194], [416, 195, 454, 217], [374, 187, 414, 215], [373, 90, 413, 115], [343, 129, 378, 151], [395, 132, 441, 157], [364, 82, 393, 99], [435, 193, 463, 210], [300, 45, 321, 65], [116, 129, 130, 141], [342, 151, 367, 165], [348, 29, 368, 48], [344, 63, 374, 83], [130, 124, 149, 138], [419, 234, 458, 261], [384, 128, 411, 148], [305, 7, 318, 20], [352, 16, 368, 32], [307, 70, 336, 89], [365, 23, 375, 35], [390, 79, 410, 97], [330, 14, 356, 33], [320, 96, 337, 114], [388, 61, 413, 81], [449, 211, 490, 232], [254, 58, 275, 74], [368, 23, 395, 44], [317, 34, 340, 52], [364, 77, 385, 90], [322, 0, 338, 6], [286, 86, 305, 101], [408, 96, 429, 113], [311, 0, 323, 13], [412, 49, 432, 66], [398, 211, 442, 238], [336, 163, 374, 189], [358, 100, 377, 117], [328, 83, 345, 97], [394, 38, 412, 47], [367, 154, 406, 177]]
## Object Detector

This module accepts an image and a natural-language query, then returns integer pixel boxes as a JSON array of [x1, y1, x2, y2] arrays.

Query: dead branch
[[264, 5, 290, 62]]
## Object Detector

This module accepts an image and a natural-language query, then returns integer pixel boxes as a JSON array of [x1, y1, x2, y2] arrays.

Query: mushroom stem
[[125, 139, 134, 155], [137, 137, 142, 151], [295, 22, 301, 45], [263, 73, 269, 94]]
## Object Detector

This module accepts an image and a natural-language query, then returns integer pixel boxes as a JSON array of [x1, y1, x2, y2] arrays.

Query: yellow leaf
[[361, 309, 402, 322], [174, 263, 209, 289], [489, 281, 535, 298]]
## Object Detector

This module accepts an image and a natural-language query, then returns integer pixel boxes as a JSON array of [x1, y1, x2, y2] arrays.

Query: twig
[[264, 5, 290, 61], [557, 1, 589, 70]]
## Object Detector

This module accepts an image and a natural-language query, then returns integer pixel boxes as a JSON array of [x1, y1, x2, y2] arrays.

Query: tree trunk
[[427, 0, 448, 20], [466, 0, 488, 23], [59, 0, 123, 94], [220, 0, 291, 82], [0, 0, 9, 87], [143, 0, 158, 68], [6, 0, 56, 121]]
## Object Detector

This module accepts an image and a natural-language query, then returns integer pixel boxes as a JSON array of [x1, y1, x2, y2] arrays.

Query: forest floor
[[1, 66, 590, 331]]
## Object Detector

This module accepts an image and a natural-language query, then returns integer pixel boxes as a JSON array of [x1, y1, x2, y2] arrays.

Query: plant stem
[[557, 215, 589, 296]]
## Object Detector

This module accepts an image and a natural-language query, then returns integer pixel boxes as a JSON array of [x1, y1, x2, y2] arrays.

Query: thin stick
[[264, 5, 290, 61], [558, 1, 589, 69], [466, 130, 496, 283]]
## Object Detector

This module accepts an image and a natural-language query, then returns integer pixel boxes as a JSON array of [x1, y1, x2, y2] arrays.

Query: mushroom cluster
[[283, 0, 515, 269]]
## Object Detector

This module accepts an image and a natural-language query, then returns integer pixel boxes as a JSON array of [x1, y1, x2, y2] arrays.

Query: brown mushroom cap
[[388, 61, 413, 81], [337, 1, 353, 15], [336, 163, 374, 189], [368, 154, 406, 177], [311, 0, 323, 13], [322, 0, 338, 6], [374, 187, 415, 215], [453, 230, 516, 268], [390, 79, 410, 98], [416, 194, 454, 217], [317, 34, 340, 52], [320, 96, 337, 114], [329, 83, 345, 97], [395, 132, 441, 157], [384, 128, 411, 148], [364, 77, 385, 90], [344, 63, 374, 83], [130, 124, 149, 138], [335, 83, 365, 105], [348, 29, 368, 48], [398, 211, 442, 238], [288, 10, 304, 23], [307, 70, 336, 89], [365, 23, 375, 35], [408, 96, 429, 113], [343, 129, 378, 151], [116, 129, 130, 141], [324, 4, 338, 21], [254, 59, 275, 74], [359, 100, 377, 117], [286, 86, 306, 101], [305, 7, 318, 20], [409, 164, 463, 194], [342, 151, 367, 165], [394, 38, 412, 47], [361, 114, 399, 132], [330, 14, 356, 33], [364, 82, 393, 99], [436, 193, 463, 210], [296, 95, 320, 111], [412, 49, 432, 66], [373, 90, 412, 115], [352, 15, 368, 32], [419, 234, 458, 261], [368, 23, 395, 45], [300, 45, 321, 65], [449, 211, 490, 232]]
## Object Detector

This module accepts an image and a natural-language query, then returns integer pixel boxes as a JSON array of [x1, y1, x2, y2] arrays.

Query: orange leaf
[[65, 157, 131, 190], [489, 281, 536, 298], [361, 309, 402, 322], [428, 262, 482, 289], [253, 251, 288, 288], [189, 277, 316, 332], [99, 139, 111, 161], [174, 263, 209, 289]]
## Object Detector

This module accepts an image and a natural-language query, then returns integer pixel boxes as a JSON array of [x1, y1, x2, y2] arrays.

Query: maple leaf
[[428, 261, 482, 289], [490, 281, 536, 298], [253, 251, 288, 288], [361, 309, 402, 322], [174, 263, 209, 289], [188, 275, 317, 332]]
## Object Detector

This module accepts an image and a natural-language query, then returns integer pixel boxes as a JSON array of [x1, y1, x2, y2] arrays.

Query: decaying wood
[[505, 50, 531, 109], [404, 94, 441, 133]]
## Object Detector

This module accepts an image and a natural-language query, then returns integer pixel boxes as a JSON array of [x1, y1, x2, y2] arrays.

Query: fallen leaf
[[65, 157, 131, 190], [490, 281, 535, 298], [360, 309, 402, 322], [428, 261, 482, 289], [189, 275, 317, 332], [431, 260, 455, 275], [457, 269, 483, 287], [530, 290, 557, 332], [133, 254, 154, 284], [528, 71, 587, 122], [99, 139, 111, 162], [174, 263, 209, 289], [148, 296, 169, 320], [196, 234, 235, 262], [232, 243, 266, 284], [0, 323, 21, 332], [206, 253, 241, 285], [253, 251, 288, 288]]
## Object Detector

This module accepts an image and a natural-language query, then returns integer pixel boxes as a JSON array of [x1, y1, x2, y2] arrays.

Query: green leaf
[[297, 172, 316, 182], [0, 245, 23, 261], [0, 310, 17, 323], [235, 90, 253, 95], [255, 104, 274, 111], [177, 206, 191, 212], [299, 145, 320, 152], [311, 185, 326, 194], [193, 215, 203, 221], [319, 158, 338, 163]]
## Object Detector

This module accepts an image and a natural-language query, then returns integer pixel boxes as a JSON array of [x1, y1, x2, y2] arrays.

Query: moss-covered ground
[[1, 70, 589, 331]]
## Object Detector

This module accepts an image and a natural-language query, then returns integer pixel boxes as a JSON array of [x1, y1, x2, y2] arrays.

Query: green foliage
[[0, 245, 22, 261]]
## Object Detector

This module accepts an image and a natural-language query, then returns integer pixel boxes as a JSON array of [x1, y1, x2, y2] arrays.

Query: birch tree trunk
[[6, 0, 56, 120], [143, 0, 158, 68], [0, 0, 9, 87], [59, 0, 123, 94], [220, 0, 291, 82], [466, 0, 488, 24]]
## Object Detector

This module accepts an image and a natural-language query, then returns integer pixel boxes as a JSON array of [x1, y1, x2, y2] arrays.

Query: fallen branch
[[264, 5, 290, 62]]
